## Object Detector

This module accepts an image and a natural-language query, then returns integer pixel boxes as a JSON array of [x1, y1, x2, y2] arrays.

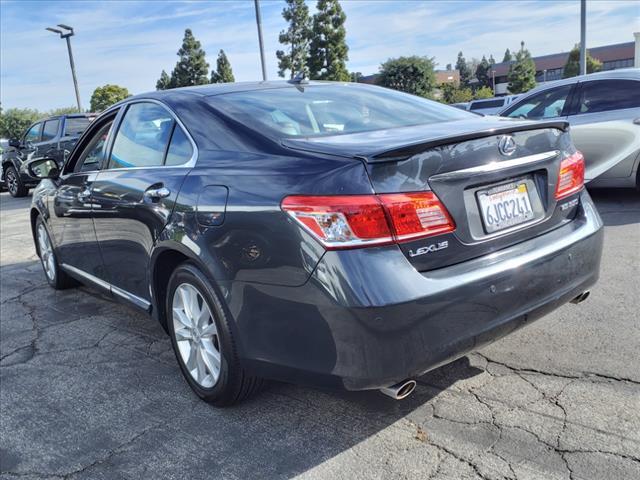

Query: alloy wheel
[[172, 283, 221, 388], [6, 170, 18, 196], [37, 224, 56, 281]]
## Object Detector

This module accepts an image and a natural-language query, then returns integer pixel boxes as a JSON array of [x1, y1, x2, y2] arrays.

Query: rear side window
[[165, 126, 194, 166], [24, 123, 42, 143], [42, 120, 60, 141], [470, 99, 504, 110], [576, 80, 640, 114], [503, 85, 573, 119], [109, 103, 174, 169], [64, 117, 92, 136]]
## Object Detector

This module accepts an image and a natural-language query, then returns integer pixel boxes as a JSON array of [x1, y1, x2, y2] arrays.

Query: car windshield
[[64, 117, 93, 136], [210, 84, 474, 138]]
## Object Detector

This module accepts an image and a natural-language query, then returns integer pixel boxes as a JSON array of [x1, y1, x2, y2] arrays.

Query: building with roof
[[491, 39, 637, 95]]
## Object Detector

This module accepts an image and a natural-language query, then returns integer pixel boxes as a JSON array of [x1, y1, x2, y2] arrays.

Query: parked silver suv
[[499, 69, 640, 188]]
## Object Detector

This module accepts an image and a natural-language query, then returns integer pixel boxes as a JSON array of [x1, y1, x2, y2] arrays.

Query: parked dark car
[[1, 113, 94, 197], [29, 82, 603, 406]]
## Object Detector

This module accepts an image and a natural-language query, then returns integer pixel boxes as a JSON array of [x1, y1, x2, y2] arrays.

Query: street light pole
[[254, 0, 268, 81], [46, 24, 82, 111], [580, 0, 587, 76]]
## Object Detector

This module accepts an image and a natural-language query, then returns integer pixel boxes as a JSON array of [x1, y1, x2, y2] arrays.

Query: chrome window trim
[[430, 150, 559, 180], [105, 98, 198, 171], [60, 263, 151, 311]]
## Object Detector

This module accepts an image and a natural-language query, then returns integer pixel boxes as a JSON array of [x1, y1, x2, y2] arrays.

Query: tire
[[167, 262, 263, 406], [35, 217, 76, 289], [5, 165, 28, 197]]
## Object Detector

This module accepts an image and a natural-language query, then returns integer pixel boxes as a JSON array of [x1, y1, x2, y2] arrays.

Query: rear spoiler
[[367, 120, 570, 163]]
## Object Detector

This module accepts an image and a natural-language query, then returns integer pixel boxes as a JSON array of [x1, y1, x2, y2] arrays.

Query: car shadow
[[588, 187, 640, 227], [0, 256, 484, 479], [0, 191, 33, 212]]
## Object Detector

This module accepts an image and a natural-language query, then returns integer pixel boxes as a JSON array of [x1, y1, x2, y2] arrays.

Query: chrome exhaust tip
[[379, 380, 417, 400], [570, 291, 591, 304]]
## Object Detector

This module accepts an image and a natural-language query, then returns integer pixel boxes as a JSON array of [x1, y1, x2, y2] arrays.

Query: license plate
[[477, 181, 535, 233]]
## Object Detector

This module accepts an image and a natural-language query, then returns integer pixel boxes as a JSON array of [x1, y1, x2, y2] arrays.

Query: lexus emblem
[[498, 135, 517, 156]]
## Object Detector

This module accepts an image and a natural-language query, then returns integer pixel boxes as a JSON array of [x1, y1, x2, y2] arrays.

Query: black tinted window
[[165, 126, 193, 166], [109, 103, 174, 169], [76, 122, 113, 172], [577, 80, 640, 114], [211, 84, 474, 138], [503, 85, 573, 119], [64, 117, 92, 136], [470, 99, 504, 110], [42, 120, 60, 141], [24, 123, 42, 143]]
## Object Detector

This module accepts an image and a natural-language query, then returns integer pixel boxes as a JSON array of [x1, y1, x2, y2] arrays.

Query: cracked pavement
[[1, 189, 639, 480]]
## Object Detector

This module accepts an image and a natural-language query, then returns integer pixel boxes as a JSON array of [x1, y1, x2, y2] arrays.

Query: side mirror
[[28, 158, 60, 180], [8, 139, 21, 148]]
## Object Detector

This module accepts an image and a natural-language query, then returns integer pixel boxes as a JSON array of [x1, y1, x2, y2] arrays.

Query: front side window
[[109, 103, 174, 169], [576, 80, 640, 114], [42, 119, 60, 141], [503, 85, 573, 119], [24, 123, 42, 143], [470, 99, 504, 111], [75, 121, 114, 173], [211, 84, 474, 138]]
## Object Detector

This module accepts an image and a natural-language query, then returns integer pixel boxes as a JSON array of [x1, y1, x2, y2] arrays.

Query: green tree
[[0, 108, 41, 140], [488, 54, 496, 66], [502, 48, 512, 63], [455, 51, 471, 87], [441, 83, 473, 104], [210, 50, 235, 83], [475, 55, 491, 89], [276, 0, 312, 79], [474, 86, 494, 99], [156, 70, 173, 90], [445, 63, 452, 71], [170, 29, 209, 87], [562, 45, 602, 78], [308, 0, 350, 81], [49, 106, 80, 116], [90, 84, 131, 112], [378, 56, 436, 97], [350, 71, 362, 82], [507, 42, 537, 94]]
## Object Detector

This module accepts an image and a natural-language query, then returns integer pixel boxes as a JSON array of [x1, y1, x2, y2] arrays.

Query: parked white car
[[499, 69, 640, 189], [467, 95, 520, 115]]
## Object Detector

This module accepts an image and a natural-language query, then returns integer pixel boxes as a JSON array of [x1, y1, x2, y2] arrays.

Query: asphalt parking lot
[[0, 189, 638, 480]]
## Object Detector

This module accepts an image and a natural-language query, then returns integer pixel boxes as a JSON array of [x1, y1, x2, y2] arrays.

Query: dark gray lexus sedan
[[28, 81, 603, 406]]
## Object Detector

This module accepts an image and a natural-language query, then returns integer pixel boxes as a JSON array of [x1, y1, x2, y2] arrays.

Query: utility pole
[[254, 0, 268, 81], [580, 0, 587, 75], [46, 24, 82, 111]]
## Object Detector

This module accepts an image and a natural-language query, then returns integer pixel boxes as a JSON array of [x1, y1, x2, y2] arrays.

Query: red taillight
[[555, 151, 585, 200], [282, 192, 455, 250]]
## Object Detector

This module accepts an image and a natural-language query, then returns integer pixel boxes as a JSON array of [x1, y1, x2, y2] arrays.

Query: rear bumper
[[237, 190, 603, 391]]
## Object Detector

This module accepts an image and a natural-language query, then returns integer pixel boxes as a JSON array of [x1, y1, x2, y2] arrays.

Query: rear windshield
[[64, 117, 93, 136], [209, 84, 474, 138], [470, 99, 505, 110]]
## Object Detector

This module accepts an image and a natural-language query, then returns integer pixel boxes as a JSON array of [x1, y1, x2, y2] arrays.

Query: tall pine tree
[[455, 51, 471, 87], [276, 0, 312, 79], [171, 29, 209, 87], [308, 0, 350, 81], [502, 48, 512, 63], [211, 50, 235, 83], [156, 70, 172, 90], [508, 42, 537, 93], [475, 56, 491, 89]]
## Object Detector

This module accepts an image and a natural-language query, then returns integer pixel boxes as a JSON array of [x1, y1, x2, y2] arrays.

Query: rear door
[[565, 78, 640, 181], [91, 101, 195, 306], [38, 118, 62, 164]]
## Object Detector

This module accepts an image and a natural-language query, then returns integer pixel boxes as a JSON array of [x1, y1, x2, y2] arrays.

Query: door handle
[[144, 186, 171, 201]]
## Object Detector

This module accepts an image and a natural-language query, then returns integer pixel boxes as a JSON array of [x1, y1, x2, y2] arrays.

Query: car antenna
[[288, 72, 309, 90]]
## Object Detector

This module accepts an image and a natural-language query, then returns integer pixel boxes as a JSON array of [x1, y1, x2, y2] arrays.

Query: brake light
[[282, 192, 455, 250], [555, 151, 585, 200]]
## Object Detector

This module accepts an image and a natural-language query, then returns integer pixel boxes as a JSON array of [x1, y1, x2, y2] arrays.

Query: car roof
[[520, 68, 639, 95]]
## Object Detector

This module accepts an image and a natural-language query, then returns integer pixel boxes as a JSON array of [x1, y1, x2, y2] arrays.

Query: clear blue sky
[[1, 0, 638, 111]]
